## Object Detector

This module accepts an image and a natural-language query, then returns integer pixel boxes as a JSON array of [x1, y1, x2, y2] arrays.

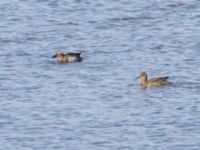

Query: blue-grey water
[[0, 0, 200, 149]]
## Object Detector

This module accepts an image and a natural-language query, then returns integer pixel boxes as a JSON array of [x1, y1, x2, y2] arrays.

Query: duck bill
[[52, 55, 57, 58], [135, 76, 140, 80]]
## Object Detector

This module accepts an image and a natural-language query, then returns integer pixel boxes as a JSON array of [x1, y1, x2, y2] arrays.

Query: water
[[0, 0, 200, 149]]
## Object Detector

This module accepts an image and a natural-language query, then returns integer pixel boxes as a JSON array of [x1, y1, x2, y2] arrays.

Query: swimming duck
[[52, 51, 82, 63], [138, 72, 171, 89]]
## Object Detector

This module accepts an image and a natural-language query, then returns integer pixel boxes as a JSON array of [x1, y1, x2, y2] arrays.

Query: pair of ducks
[[52, 51, 171, 89]]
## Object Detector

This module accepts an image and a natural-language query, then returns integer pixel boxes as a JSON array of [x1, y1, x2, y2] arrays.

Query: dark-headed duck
[[52, 51, 82, 64]]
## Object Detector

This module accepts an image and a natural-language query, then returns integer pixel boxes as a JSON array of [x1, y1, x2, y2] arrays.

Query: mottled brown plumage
[[52, 51, 82, 64], [138, 72, 171, 89]]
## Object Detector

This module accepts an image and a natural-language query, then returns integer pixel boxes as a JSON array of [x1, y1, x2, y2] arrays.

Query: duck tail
[[161, 76, 169, 81]]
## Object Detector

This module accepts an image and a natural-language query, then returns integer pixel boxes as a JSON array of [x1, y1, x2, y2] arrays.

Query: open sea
[[0, 0, 200, 149]]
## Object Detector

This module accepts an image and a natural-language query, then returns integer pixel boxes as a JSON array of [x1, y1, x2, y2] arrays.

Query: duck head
[[52, 51, 65, 58], [138, 72, 148, 82]]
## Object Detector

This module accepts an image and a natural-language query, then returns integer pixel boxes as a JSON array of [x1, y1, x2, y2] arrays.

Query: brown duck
[[52, 51, 82, 64], [138, 72, 171, 89]]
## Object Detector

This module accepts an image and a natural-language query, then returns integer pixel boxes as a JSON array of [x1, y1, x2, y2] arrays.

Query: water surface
[[0, 0, 200, 149]]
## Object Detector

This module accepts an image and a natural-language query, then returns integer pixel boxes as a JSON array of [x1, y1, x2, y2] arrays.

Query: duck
[[137, 72, 171, 89], [52, 51, 82, 64]]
